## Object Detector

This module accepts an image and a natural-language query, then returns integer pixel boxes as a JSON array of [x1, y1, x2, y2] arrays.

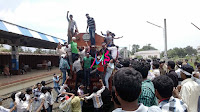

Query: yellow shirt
[[71, 96, 84, 112]]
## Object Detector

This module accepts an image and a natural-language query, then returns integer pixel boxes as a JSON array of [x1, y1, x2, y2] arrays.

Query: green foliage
[[140, 44, 157, 51], [24, 48, 32, 53], [131, 44, 140, 54], [131, 44, 157, 54], [167, 46, 197, 58]]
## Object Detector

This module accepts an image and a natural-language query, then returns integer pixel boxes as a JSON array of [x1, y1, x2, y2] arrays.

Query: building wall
[[0, 53, 59, 69], [134, 50, 160, 59]]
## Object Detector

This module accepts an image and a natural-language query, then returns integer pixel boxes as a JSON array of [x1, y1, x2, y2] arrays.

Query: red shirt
[[97, 61, 104, 72]]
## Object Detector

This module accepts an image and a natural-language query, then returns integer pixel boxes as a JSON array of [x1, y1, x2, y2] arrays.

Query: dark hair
[[112, 87, 120, 105], [152, 75, 174, 98], [185, 59, 188, 61], [177, 61, 183, 66], [131, 61, 150, 79], [122, 59, 130, 67], [70, 90, 77, 96], [113, 68, 142, 102], [146, 59, 151, 63], [93, 86, 99, 93], [19, 93, 26, 101], [86, 14, 89, 16], [167, 61, 175, 69], [41, 87, 48, 93], [181, 65, 194, 78], [46, 87, 53, 93], [36, 83, 41, 86], [159, 61, 165, 64], [153, 61, 159, 69], [26, 88, 32, 94], [69, 15, 73, 17], [194, 62, 198, 65], [197, 63, 200, 68], [75, 56, 79, 61], [41, 81, 45, 86], [11, 92, 16, 101]]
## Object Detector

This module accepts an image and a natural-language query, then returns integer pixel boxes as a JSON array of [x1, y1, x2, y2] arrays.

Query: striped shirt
[[138, 79, 158, 107], [87, 17, 95, 28], [85, 86, 105, 108]]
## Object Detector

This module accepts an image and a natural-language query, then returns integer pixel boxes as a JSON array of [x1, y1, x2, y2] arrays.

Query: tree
[[140, 44, 157, 51], [24, 48, 32, 53], [167, 47, 187, 58], [48, 49, 56, 54], [131, 44, 140, 54], [0, 44, 3, 48], [184, 46, 197, 55], [34, 48, 43, 54], [18, 46, 24, 53]]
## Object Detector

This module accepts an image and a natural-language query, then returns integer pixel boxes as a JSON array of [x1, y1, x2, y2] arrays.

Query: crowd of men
[[1, 11, 200, 112], [1, 57, 200, 112]]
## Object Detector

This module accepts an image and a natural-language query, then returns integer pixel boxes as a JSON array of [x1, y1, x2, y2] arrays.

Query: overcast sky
[[0, 0, 200, 51]]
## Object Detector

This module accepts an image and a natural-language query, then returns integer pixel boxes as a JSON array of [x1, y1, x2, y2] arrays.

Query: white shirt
[[152, 69, 160, 77], [56, 45, 71, 56], [40, 93, 49, 109], [72, 59, 82, 73], [0, 106, 10, 112], [59, 84, 69, 93], [85, 86, 105, 108], [79, 49, 86, 61], [45, 92, 54, 105], [64, 45, 72, 56], [112, 103, 161, 112], [15, 92, 29, 112], [180, 78, 200, 112], [47, 61, 51, 66], [25, 94, 32, 111], [67, 19, 77, 30], [78, 88, 84, 96], [108, 47, 118, 59]]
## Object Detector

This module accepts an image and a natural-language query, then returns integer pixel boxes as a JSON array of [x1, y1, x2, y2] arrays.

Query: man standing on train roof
[[86, 13, 96, 45], [67, 11, 78, 43]]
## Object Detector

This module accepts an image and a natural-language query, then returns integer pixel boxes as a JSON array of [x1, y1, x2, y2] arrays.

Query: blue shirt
[[59, 58, 70, 71], [9, 101, 17, 112], [53, 76, 60, 87]]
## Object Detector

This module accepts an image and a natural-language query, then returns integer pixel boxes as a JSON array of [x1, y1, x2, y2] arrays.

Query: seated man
[[153, 75, 187, 111], [113, 67, 161, 112]]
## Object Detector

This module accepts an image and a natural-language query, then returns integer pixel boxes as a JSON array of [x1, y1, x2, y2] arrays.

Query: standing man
[[71, 37, 79, 63], [83, 53, 93, 89], [166, 61, 178, 87], [86, 14, 96, 45], [67, 11, 78, 43], [59, 54, 70, 85]]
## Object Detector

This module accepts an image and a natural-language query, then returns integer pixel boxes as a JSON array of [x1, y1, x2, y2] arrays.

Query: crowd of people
[[1, 11, 200, 112], [1, 57, 200, 112]]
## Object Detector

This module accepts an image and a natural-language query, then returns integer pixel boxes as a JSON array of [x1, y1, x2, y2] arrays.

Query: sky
[[0, 0, 200, 52]]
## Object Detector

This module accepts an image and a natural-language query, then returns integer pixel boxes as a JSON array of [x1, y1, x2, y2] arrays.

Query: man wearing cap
[[59, 92, 75, 112], [86, 14, 96, 45], [176, 64, 200, 112], [71, 37, 79, 63], [67, 11, 78, 43]]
